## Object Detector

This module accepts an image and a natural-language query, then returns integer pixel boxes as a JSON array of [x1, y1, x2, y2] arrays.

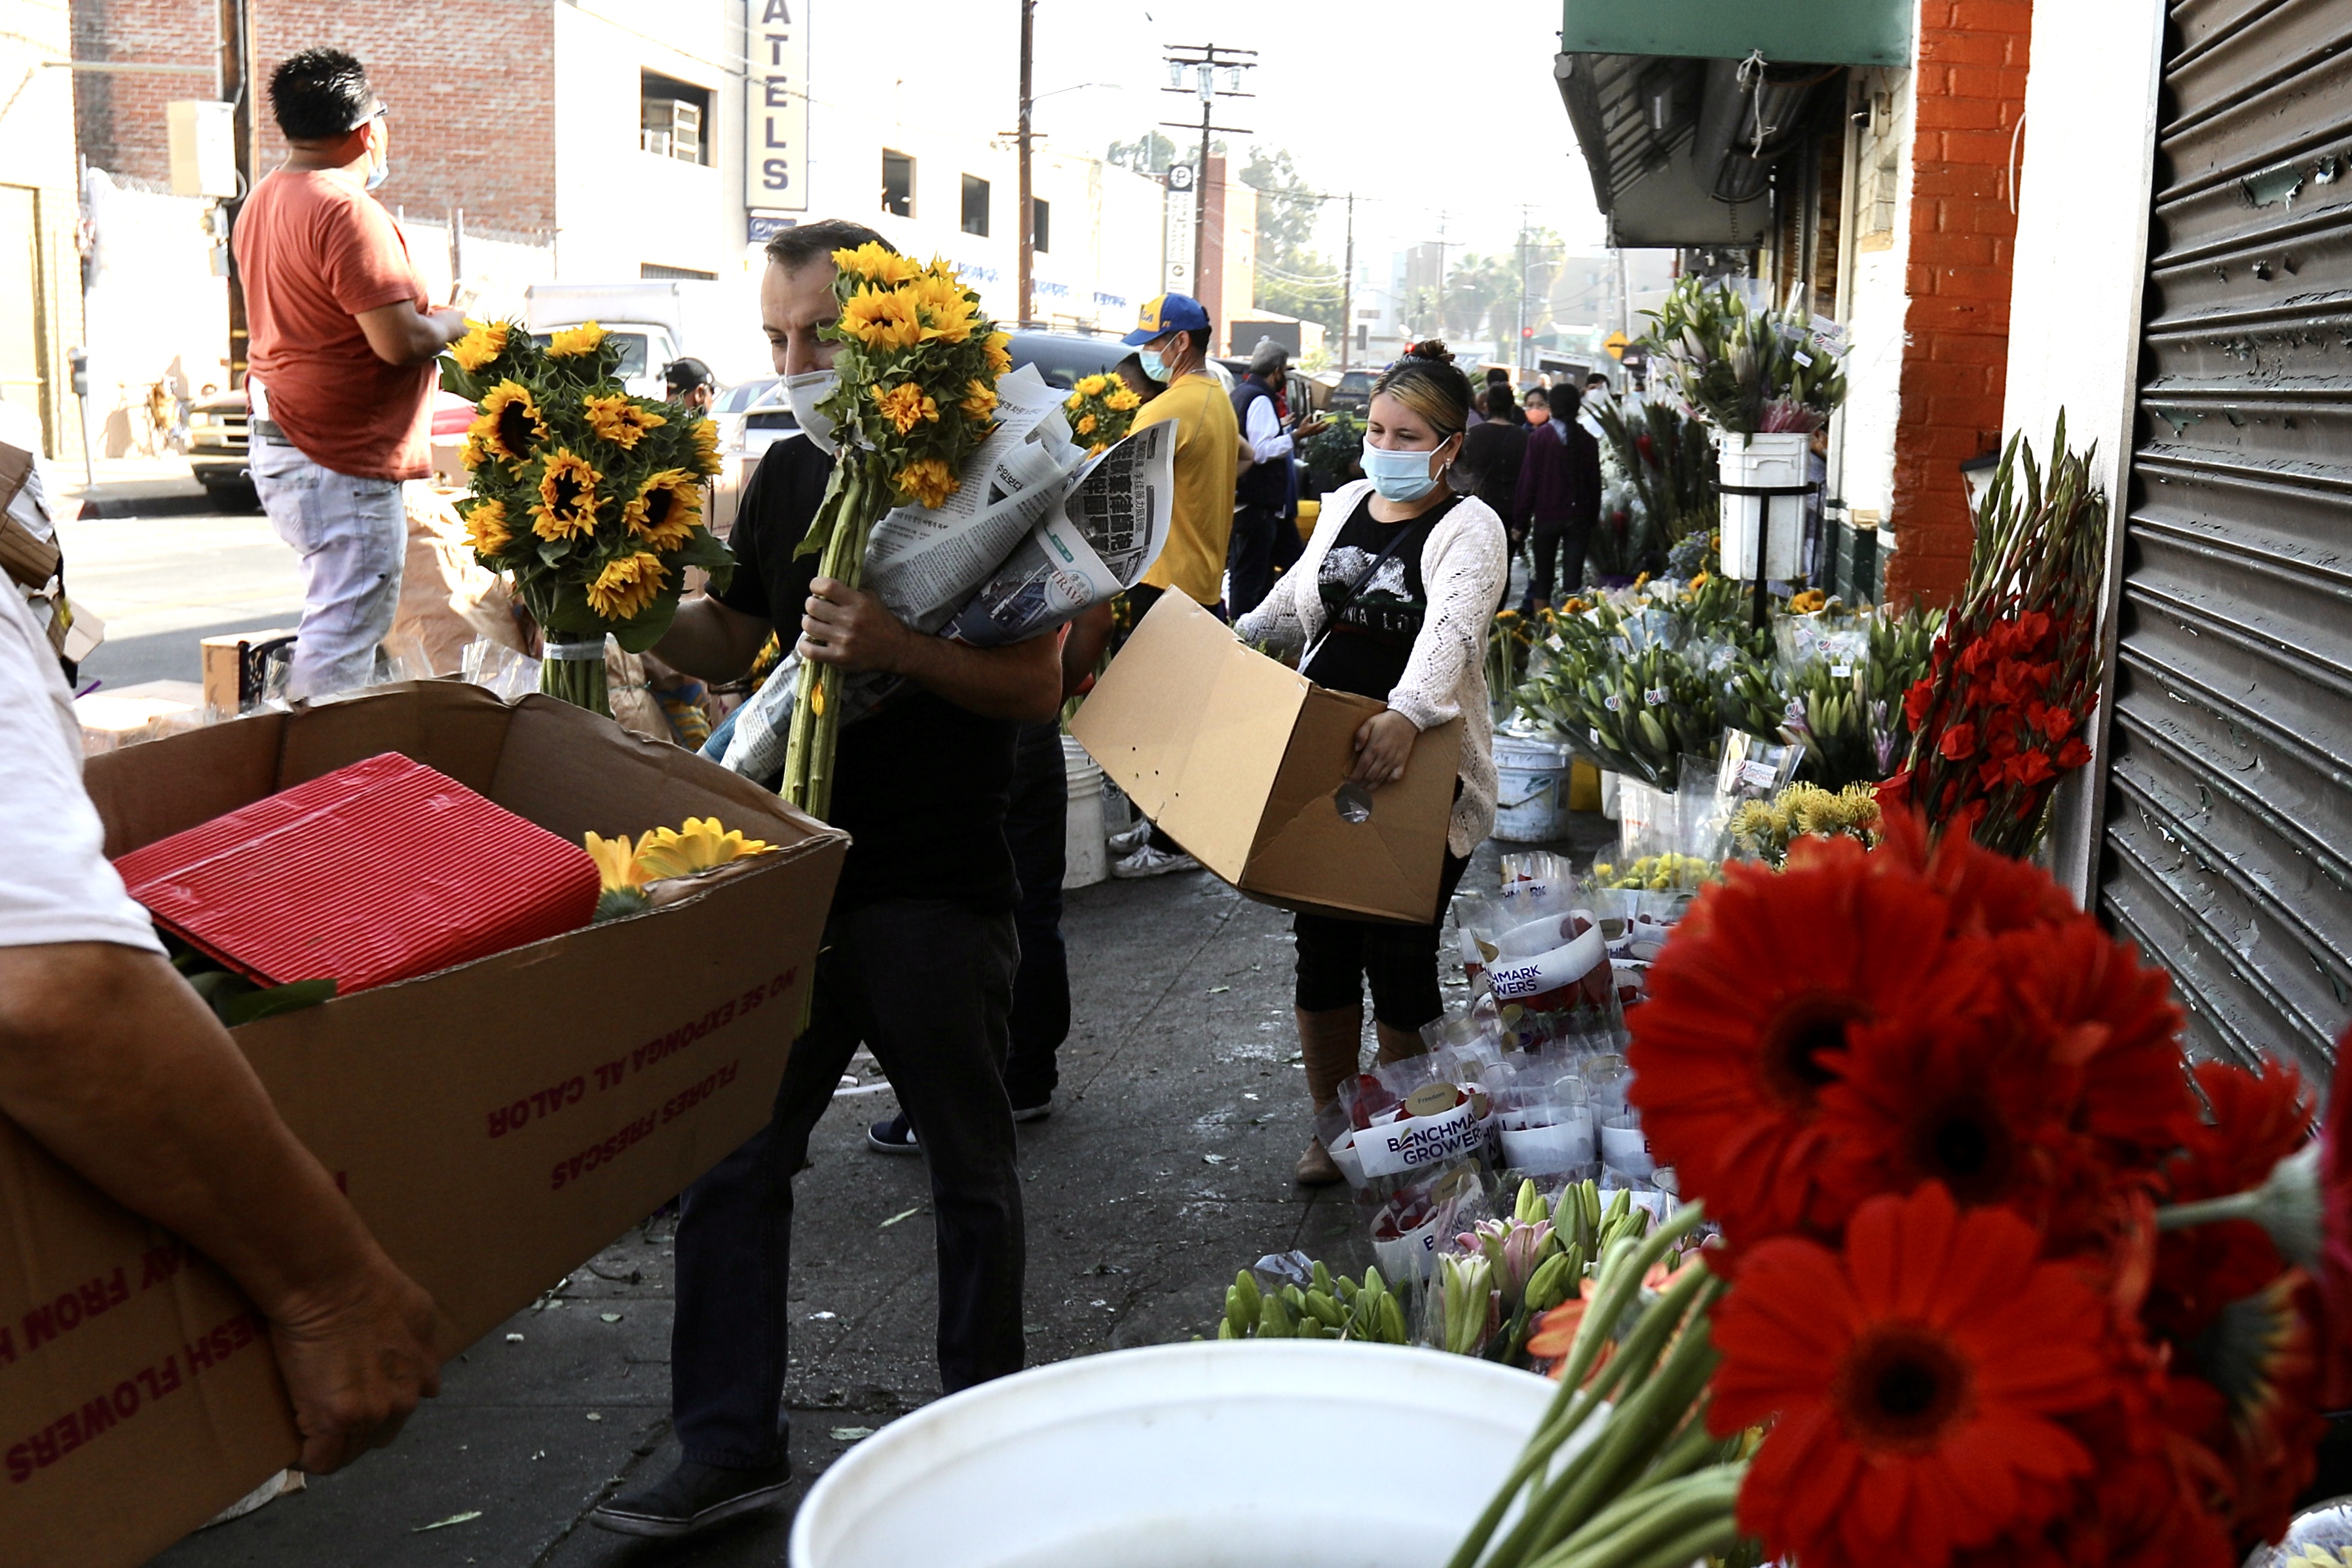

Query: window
[[961, 174, 990, 237], [1030, 196, 1050, 253], [642, 263, 716, 281], [640, 73, 711, 166], [881, 150, 914, 217]]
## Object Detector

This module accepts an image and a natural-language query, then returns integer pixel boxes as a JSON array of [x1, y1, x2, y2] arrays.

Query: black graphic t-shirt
[[1300, 489, 1461, 700]]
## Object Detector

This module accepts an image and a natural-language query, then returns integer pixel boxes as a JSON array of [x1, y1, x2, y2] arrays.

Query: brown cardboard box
[[198, 627, 298, 717], [1073, 591, 1462, 924], [1, 682, 844, 1567]]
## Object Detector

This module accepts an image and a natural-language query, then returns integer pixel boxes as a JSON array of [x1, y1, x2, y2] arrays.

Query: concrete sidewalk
[[152, 823, 1605, 1568], [50, 455, 224, 519]]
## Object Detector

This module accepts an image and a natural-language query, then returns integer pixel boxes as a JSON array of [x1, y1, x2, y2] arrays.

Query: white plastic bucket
[[789, 1341, 1565, 1568], [1062, 735, 1106, 889], [1492, 732, 1572, 842], [1717, 431, 1810, 581], [1598, 768, 1622, 821]]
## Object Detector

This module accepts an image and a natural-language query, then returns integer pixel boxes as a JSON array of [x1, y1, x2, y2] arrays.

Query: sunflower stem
[[1448, 1206, 1707, 1568]]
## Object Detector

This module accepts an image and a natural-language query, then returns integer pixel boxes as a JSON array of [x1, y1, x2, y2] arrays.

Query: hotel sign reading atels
[[747, 0, 810, 215]]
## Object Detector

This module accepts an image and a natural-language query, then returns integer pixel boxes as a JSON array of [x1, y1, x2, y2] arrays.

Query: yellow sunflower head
[[1064, 390, 1085, 412], [547, 322, 607, 358], [689, 417, 724, 476], [831, 242, 919, 287], [622, 469, 703, 550], [584, 551, 669, 621], [961, 380, 999, 422], [470, 381, 548, 466], [1076, 413, 1098, 436], [983, 331, 1013, 378], [449, 320, 510, 373], [838, 288, 924, 352], [1074, 374, 1110, 398], [871, 382, 939, 435], [531, 449, 603, 541], [892, 457, 959, 510], [460, 432, 495, 471], [631, 816, 775, 880], [1106, 387, 1142, 413], [584, 394, 667, 450], [908, 272, 977, 344], [462, 498, 512, 557]]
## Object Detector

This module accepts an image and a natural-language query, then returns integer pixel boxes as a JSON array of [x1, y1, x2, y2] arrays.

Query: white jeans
[[250, 438, 408, 701]]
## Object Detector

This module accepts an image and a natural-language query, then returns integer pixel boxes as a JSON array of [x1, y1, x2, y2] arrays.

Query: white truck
[[522, 280, 765, 400]]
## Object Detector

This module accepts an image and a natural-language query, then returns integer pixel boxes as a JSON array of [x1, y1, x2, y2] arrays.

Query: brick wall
[[74, 0, 557, 234], [1887, 0, 2032, 605]]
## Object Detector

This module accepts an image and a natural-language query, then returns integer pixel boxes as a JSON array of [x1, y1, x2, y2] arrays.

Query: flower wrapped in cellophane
[[781, 246, 1008, 817], [1059, 372, 1142, 457], [439, 318, 732, 715]]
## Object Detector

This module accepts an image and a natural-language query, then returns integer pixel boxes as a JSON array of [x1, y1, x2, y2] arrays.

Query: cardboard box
[[73, 681, 206, 756], [198, 627, 298, 717], [1073, 591, 1461, 924], [2, 682, 845, 1566]]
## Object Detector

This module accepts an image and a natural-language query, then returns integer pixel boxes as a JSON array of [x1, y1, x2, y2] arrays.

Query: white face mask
[[785, 368, 839, 455]]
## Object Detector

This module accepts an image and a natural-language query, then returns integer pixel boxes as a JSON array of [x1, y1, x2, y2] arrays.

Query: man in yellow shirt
[[1111, 293, 1236, 878]]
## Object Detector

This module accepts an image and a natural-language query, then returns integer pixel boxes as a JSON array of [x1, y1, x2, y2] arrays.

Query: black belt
[[250, 417, 297, 446]]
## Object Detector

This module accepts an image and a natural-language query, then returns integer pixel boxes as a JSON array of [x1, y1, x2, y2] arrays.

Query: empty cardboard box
[[1073, 591, 1461, 924], [1, 682, 846, 1567]]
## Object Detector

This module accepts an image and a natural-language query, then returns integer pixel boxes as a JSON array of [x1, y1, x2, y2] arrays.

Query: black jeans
[[1227, 501, 1284, 620], [1004, 722, 1070, 1106], [1529, 519, 1593, 602], [1292, 849, 1474, 1032], [669, 897, 1024, 1467]]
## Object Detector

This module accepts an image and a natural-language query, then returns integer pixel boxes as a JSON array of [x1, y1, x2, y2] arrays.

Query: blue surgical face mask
[[1361, 439, 1448, 503], [1138, 348, 1170, 383]]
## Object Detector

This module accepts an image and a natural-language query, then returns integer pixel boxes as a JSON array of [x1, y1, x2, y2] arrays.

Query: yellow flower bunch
[[1787, 587, 1828, 615], [1725, 781, 1883, 868], [437, 317, 736, 715], [1060, 371, 1143, 456], [1593, 851, 1718, 891]]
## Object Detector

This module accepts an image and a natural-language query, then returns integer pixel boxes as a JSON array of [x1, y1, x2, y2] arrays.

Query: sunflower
[[1106, 386, 1142, 412], [688, 417, 723, 476], [622, 469, 702, 550], [449, 319, 509, 373], [584, 551, 667, 620], [546, 321, 606, 357], [1710, 1183, 2118, 1568], [983, 330, 1013, 378], [583, 831, 643, 895], [838, 287, 924, 352], [462, 498, 512, 556], [892, 457, 958, 510], [960, 379, 998, 422], [531, 449, 602, 541], [831, 241, 919, 287], [1073, 373, 1111, 398], [1076, 412, 1098, 436], [1626, 836, 1991, 1249], [871, 382, 939, 435], [470, 381, 548, 467], [632, 817, 775, 880], [584, 394, 667, 450], [908, 272, 977, 343], [459, 432, 495, 472], [1063, 390, 1084, 412]]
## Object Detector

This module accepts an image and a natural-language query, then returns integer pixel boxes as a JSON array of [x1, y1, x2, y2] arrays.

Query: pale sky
[[1024, 0, 1609, 271]]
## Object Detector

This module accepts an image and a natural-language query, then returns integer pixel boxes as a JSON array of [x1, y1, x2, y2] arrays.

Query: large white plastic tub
[[789, 1341, 1562, 1568]]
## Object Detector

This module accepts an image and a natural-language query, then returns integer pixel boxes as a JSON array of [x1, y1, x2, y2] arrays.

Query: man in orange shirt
[[232, 48, 466, 700]]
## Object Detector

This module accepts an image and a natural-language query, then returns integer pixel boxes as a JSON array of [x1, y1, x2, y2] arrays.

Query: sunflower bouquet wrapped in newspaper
[[723, 246, 1173, 815], [1060, 371, 1144, 456], [439, 319, 731, 715]]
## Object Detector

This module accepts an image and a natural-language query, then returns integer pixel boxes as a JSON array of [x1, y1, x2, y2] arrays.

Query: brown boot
[[1373, 1019, 1430, 1066], [1294, 1005, 1362, 1187]]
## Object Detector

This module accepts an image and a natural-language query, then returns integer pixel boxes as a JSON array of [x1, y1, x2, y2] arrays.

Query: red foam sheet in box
[[115, 751, 602, 994]]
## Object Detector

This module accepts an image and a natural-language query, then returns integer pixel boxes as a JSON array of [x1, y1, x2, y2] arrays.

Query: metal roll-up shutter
[[2101, 0, 2352, 1077]]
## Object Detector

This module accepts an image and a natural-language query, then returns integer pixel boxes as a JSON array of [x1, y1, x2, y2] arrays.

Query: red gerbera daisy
[[1626, 837, 1991, 1248], [1710, 1184, 2119, 1568], [1875, 806, 2080, 937], [2002, 920, 2197, 1155]]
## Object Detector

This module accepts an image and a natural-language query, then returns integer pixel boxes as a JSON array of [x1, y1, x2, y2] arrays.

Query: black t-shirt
[[715, 436, 1020, 913], [1300, 490, 1460, 700]]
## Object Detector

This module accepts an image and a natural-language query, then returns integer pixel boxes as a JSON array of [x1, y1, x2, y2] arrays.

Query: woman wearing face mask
[[1233, 341, 1509, 1186]]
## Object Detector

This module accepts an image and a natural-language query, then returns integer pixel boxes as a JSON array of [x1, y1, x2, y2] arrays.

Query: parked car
[[1328, 369, 1377, 414]]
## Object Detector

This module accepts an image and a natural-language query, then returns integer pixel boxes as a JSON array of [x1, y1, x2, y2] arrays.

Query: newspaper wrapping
[[720, 365, 1175, 783]]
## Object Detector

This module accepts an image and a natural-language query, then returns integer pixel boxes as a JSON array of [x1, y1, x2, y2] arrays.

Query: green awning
[[1561, 0, 1913, 68]]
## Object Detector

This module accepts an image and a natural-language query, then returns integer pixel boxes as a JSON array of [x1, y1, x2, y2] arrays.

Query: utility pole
[[1159, 43, 1254, 320], [1016, 0, 1035, 327], [1516, 206, 1530, 378], [1339, 191, 1354, 371], [219, 0, 257, 390]]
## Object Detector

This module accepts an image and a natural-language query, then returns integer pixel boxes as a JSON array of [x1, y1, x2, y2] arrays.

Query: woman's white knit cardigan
[[1233, 477, 1509, 859]]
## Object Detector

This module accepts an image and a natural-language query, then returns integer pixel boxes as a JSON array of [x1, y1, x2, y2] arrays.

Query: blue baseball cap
[[1123, 293, 1211, 346]]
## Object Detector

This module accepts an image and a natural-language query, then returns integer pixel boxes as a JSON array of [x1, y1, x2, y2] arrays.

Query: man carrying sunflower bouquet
[[586, 220, 1060, 1542]]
